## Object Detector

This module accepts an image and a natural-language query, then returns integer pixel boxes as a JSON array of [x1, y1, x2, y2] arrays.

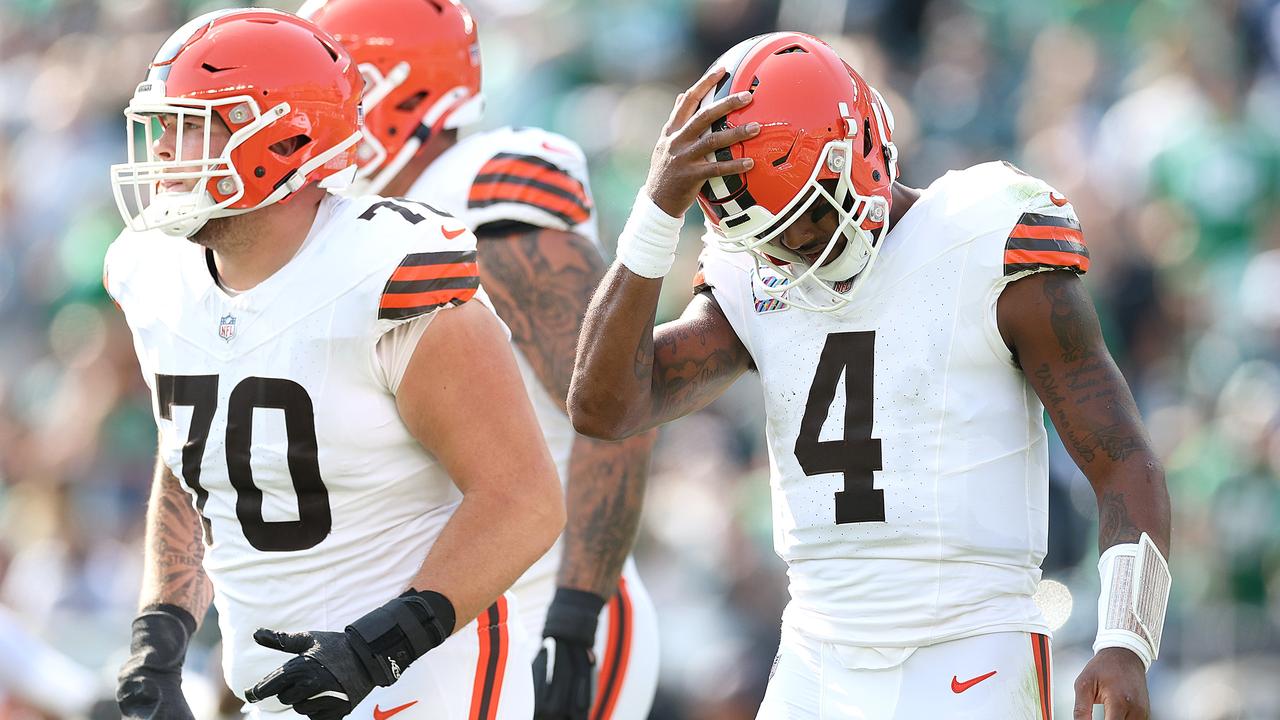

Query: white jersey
[[696, 162, 1088, 647], [104, 194, 481, 707], [406, 126, 598, 589]]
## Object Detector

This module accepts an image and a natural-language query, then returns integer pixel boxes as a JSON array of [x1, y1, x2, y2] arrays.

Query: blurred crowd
[[1, 0, 1279, 718]]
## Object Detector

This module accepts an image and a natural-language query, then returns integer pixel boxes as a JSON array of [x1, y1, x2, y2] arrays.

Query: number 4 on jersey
[[793, 331, 885, 524]]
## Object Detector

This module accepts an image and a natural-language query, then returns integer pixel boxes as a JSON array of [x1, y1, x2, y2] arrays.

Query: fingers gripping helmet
[[695, 33, 898, 311], [301, 0, 483, 195], [110, 8, 363, 238]]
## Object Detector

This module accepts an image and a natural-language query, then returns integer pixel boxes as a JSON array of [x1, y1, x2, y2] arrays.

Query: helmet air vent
[[713, 73, 731, 97], [773, 45, 808, 55], [314, 36, 340, 62], [395, 90, 430, 112], [269, 134, 312, 158], [773, 135, 798, 167]]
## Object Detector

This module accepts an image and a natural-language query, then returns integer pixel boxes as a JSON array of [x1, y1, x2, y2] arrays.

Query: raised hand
[[643, 66, 759, 218]]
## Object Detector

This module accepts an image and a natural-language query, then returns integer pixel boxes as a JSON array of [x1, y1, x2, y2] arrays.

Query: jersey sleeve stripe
[[1004, 211, 1088, 275], [1009, 222, 1084, 244], [468, 189, 591, 225], [1005, 237, 1089, 256], [380, 250, 479, 320], [396, 250, 478, 268], [1003, 249, 1089, 268], [385, 275, 480, 295], [1003, 255, 1089, 276], [469, 153, 593, 226], [1015, 211, 1081, 230], [390, 259, 479, 283], [486, 152, 583, 187], [471, 178, 588, 221], [475, 156, 587, 198], [380, 282, 479, 310], [472, 173, 590, 211]]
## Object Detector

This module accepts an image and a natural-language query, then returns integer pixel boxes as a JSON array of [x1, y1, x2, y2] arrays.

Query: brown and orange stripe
[[468, 596, 510, 720], [590, 577, 634, 720], [379, 250, 479, 320], [469, 153, 592, 227], [1003, 212, 1088, 276], [1031, 633, 1052, 720]]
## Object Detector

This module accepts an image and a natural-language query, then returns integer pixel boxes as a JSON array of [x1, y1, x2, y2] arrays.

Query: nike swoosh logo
[[373, 701, 418, 720], [1049, 192, 1069, 207], [541, 140, 572, 155], [951, 670, 997, 693], [441, 226, 467, 240]]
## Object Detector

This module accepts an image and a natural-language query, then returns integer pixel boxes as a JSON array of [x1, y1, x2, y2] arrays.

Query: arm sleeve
[[375, 313, 436, 395], [375, 287, 509, 395]]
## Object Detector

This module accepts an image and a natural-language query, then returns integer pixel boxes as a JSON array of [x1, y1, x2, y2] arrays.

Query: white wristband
[[1093, 532, 1170, 671], [616, 192, 684, 279]]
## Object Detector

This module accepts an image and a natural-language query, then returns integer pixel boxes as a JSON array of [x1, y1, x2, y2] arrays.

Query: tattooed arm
[[117, 451, 210, 719], [570, 264, 751, 441], [138, 451, 213, 619], [998, 271, 1170, 557], [570, 65, 755, 442], [998, 270, 1170, 720], [475, 222, 656, 597]]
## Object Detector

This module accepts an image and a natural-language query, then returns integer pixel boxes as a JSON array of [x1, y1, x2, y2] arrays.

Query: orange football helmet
[[301, 0, 483, 194], [696, 32, 898, 311], [110, 8, 363, 238]]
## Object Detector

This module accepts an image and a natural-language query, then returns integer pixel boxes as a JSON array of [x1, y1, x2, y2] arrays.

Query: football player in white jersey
[[105, 9, 563, 720], [570, 33, 1172, 720], [300, 2, 660, 719]]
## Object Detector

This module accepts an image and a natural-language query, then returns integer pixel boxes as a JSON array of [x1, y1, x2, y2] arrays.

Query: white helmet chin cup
[[813, 228, 872, 282], [145, 189, 217, 237]]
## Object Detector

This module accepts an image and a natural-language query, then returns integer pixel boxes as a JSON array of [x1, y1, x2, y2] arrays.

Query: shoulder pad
[[337, 195, 481, 323], [466, 128, 593, 230], [934, 162, 1089, 277], [102, 228, 171, 315], [378, 246, 479, 321], [1000, 168, 1087, 277]]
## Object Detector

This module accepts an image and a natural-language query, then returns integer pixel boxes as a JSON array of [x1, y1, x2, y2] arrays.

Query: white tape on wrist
[[616, 192, 684, 279], [1094, 532, 1170, 670]]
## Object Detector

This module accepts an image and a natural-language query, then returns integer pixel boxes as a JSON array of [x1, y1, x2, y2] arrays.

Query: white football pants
[[758, 626, 1053, 720]]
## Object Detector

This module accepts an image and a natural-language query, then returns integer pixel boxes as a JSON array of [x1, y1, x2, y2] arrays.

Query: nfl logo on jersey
[[218, 314, 237, 342]]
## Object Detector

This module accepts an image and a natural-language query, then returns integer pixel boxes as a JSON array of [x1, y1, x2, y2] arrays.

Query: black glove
[[117, 604, 197, 720], [533, 588, 605, 720], [245, 589, 456, 720]]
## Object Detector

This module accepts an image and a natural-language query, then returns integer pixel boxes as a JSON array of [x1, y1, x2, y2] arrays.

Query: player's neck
[[381, 130, 458, 198], [888, 182, 923, 227], [203, 186, 326, 292]]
